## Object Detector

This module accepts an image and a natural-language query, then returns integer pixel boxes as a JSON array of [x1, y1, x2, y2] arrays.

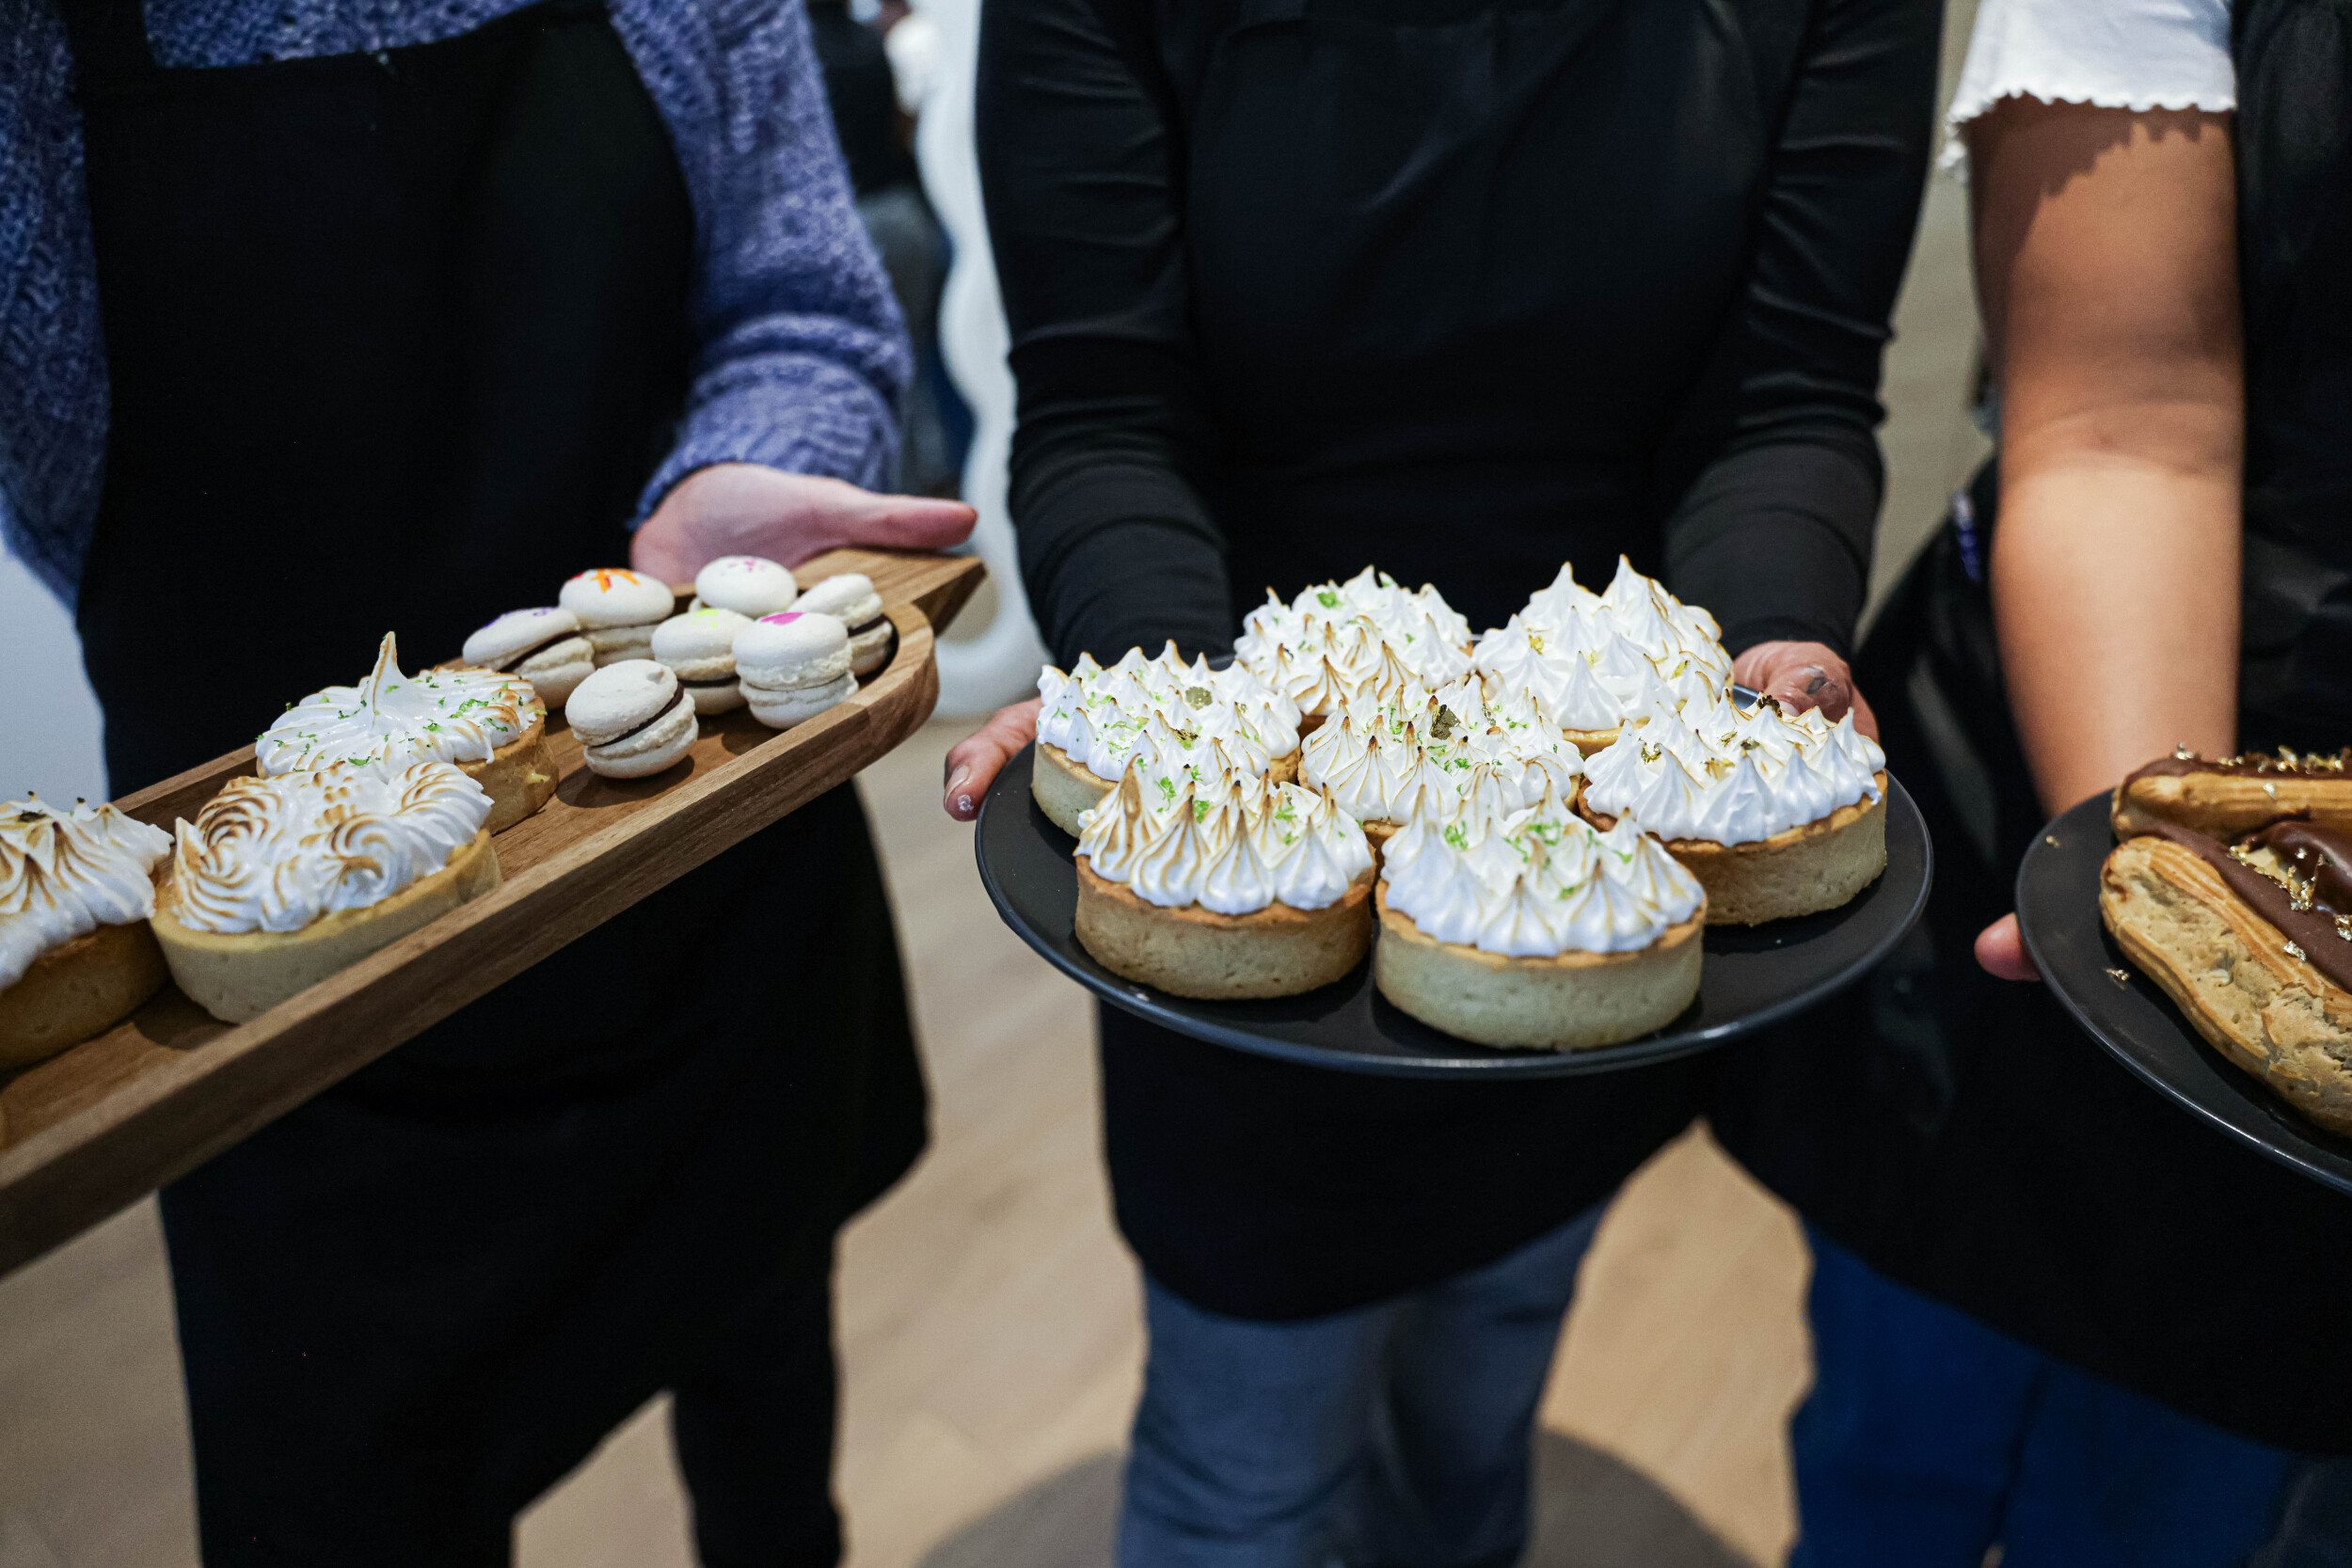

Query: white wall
[[0, 545, 106, 804]]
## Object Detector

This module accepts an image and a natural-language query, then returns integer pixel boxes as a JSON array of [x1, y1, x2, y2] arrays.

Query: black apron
[[65, 0, 927, 1552], [1185, 0, 1772, 626], [1710, 0, 2352, 1455], [1089, 0, 1792, 1321]]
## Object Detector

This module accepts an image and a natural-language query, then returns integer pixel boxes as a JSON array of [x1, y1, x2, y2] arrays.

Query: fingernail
[[957, 794, 973, 815], [947, 765, 970, 792]]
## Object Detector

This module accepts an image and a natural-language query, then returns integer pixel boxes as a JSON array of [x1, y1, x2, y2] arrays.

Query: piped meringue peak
[[1075, 766, 1375, 916], [1300, 679, 1582, 828], [1470, 558, 1732, 735], [258, 633, 538, 777], [1, 796, 175, 991], [1379, 787, 1704, 958], [1234, 567, 1473, 709], [1580, 693, 1887, 846], [167, 760, 493, 936], [1037, 643, 1303, 792]]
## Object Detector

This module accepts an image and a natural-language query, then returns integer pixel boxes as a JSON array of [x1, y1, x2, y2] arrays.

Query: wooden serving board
[[0, 547, 983, 1277]]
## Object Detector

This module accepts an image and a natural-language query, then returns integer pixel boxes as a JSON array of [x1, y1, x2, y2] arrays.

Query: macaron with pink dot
[[690, 554, 799, 618], [734, 611, 856, 730]]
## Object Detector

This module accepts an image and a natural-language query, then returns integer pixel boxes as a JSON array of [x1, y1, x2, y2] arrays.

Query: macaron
[[735, 611, 857, 730], [564, 659, 698, 779], [650, 607, 751, 715], [559, 568, 676, 667], [792, 573, 893, 674], [691, 555, 799, 618], [461, 607, 596, 707]]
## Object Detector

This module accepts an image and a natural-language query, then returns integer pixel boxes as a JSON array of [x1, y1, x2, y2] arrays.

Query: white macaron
[[735, 611, 856, 730], [691, 555, 799, 618], [746, 673, 856, 730], [650, 607, 751, 714], [560, 568, 677, 667], [564, 659, 699, 779], [456, 606, 593, 705], [792, 573, 893, 674], [461, 607, 596, 707]]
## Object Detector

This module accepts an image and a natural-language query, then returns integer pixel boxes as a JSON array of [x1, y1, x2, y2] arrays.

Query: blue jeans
[[1790, 1226, 2296, 1568], [1119, 1203, 1607, 1568]]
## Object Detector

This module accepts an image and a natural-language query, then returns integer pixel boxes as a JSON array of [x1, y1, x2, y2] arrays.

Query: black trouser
[[188, 1258, 842, 1568]]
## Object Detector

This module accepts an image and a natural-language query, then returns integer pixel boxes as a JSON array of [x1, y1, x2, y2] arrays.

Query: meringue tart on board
[[0, 798, 174, 1067], [152, 761, 501, 1024]]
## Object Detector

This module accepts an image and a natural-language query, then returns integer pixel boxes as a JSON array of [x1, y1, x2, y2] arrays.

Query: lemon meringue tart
[[1073, 768, 1375, 1000], [1299, 680, 1582, 856], [259, 632, 554, 834], [1374, 790, 1705, 1050], [1579, 694, 1887, 925], [153, 760, 501, 1023], [1468, 557, 1733, 754], [1232, 568, 1472, 731], [1033, 644, 1303, 837], [0, 797, 175, 1066]]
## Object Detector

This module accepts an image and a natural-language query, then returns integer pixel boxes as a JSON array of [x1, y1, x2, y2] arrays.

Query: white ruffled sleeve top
[[1944, 0, 2237, 171]]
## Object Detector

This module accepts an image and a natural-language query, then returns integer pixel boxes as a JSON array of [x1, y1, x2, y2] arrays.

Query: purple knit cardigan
[[0, 0, 911, 607]]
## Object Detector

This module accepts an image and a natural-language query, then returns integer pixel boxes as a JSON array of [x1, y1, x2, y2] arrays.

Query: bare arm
[[1979, 99, 2242, 813], [1969, 98, 2242, 976]]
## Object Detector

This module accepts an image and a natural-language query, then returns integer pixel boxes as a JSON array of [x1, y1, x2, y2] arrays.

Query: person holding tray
[[939, 0, 1936, 1557], [1, 0, 971, 1560], [1709, 0, 2352, 1559]]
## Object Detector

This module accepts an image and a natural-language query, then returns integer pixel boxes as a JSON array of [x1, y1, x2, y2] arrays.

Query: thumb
[[1735, 641, 1858, 727], [944, 698, 1042, 821], [1974, 913, 2042, 982], [835, 491, 977, 553]]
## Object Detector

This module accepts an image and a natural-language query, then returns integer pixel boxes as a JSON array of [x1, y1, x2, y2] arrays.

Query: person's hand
[[1731, 641, 1880, 740], [631, 463, 976, 581], [1974, 912, 2042, 982], [944, 699, 1041, 820]]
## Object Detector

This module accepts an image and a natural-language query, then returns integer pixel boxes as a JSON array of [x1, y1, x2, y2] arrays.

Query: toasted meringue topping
[[1037, 643, 1303, 789], [1232, 567, 1472, 709], [1581, 695, 1886, 845], [259, 633, 538, 777], [1299, 678, 1582, 827], [166, 760, 492, 936], [1380, 786, 1703, 957], [0, 797, 174, 990], [1075, 766, 1374, 915], [1484, 558, 1734, 726]]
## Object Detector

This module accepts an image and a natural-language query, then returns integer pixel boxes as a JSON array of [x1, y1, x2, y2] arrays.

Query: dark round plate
[[2016, 793, 2352, 1196], [975, 746, 1932, 1078]]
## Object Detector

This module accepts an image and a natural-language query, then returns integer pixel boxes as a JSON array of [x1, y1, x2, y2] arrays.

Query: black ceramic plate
[[2016, 793, 2352, 1196], [975, 747, 1932, 1079]]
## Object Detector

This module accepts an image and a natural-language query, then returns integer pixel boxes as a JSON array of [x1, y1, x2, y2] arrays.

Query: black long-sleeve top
[[982, 0, 1937, 671], [978, 0, 1937, 1318]]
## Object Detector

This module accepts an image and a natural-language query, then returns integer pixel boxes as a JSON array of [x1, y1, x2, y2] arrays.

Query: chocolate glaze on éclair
[[2124, 817, 2352, 993], [2124, 746, 2352, 784]]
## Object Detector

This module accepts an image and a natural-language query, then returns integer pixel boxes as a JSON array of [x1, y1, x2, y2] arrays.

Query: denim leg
[[1786, 1226, 2042, 1568], [1351, 1204, 1608, 1568], [1120, 1278, 1396, 1568], [2252, 1460, 2352, 1568], [1998, 1358, 2295, 1568]]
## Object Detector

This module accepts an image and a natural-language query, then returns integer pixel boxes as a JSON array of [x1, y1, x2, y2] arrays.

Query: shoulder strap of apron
[[60, 0, 160, 91]]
